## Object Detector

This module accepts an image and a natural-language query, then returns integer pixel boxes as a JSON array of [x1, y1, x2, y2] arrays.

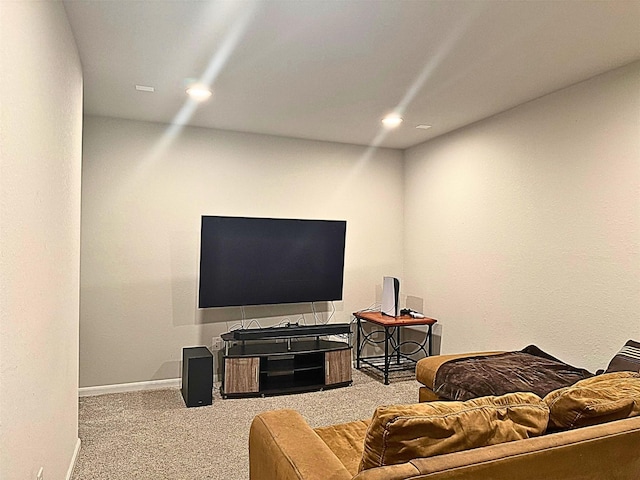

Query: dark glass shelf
[[226, 339, 347, 357]]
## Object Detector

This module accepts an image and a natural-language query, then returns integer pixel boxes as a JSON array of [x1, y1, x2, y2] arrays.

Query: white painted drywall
[[0, 2, 82, 479], [404, 62, 640, 372], [80, 117, 404, 387], [80, 59, 639, 388]]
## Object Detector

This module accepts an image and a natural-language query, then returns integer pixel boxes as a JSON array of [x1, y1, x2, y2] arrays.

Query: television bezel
[[197, 215, 347, 308]]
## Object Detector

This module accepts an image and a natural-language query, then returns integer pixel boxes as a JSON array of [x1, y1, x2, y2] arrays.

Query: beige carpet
[[71, 369, 420, 479]]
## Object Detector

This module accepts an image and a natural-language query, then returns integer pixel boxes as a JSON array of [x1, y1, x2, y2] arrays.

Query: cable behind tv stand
[[220, 323, 353, 398]]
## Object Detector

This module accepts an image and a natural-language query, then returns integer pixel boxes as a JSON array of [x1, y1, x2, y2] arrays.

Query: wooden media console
[[220, 323, 352, 398]]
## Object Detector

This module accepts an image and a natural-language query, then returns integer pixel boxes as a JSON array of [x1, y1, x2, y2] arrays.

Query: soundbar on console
[[221, 323, 351, 341]]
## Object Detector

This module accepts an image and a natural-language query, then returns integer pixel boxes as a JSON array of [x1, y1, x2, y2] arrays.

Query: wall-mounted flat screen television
[[198, 216, 347, 308]]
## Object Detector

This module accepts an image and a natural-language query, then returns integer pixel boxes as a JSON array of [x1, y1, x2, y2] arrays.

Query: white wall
[[404, 62, 640, 372], [0, 2, 82, 479], [80, 117, 404, 387], [80, 61, 639, 388]]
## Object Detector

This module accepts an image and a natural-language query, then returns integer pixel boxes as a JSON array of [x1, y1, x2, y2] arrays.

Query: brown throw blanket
[[433, 345, 593, 401]]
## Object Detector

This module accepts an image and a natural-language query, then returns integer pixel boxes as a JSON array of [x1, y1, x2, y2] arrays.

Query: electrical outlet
[[212, 337, 223, 350], [36, 467, 44, 480]]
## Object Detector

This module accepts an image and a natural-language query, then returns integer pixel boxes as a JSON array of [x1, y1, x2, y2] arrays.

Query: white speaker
[[381, 276, 400, 317]]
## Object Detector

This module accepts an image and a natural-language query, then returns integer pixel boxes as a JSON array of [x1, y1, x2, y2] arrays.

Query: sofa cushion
[[544, 371, 640, 429], [605, 339, 640, 373], [314, 419, 370, 476], [359, 392, 549, 471]]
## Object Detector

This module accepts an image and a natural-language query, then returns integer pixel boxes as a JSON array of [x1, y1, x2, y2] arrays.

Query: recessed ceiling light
[[186, 85, 212, 102], [135, 84, 155, 92], [415, 124, 432, 130], [382, 114, 403, 129]]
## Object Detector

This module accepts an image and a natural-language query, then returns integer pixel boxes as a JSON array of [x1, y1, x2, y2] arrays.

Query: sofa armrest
[[249, 409, 353, 480], [415, 351, 505, 390]]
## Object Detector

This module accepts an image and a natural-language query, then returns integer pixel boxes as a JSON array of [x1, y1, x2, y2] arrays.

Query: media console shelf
[[220, 323, 352, 398]]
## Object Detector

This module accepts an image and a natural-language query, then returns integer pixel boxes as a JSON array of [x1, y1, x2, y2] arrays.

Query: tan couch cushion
[[359, 392, 549, 471], [544, 371, 640, 429], [314, 420, 370, 476]]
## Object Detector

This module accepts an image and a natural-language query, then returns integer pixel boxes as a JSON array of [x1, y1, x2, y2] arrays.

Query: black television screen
[[198, 216, 347, 308]]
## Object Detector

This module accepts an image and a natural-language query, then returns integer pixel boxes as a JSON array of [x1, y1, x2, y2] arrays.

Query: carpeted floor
[[71, 369, 420, 479]]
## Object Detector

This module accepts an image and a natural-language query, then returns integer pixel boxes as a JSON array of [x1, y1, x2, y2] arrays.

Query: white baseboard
[[79, 378, 181, 397], [66, 438, 81, 480]]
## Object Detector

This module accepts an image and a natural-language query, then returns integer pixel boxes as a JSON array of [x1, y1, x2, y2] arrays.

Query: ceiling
[[63, 0, 640, 150]]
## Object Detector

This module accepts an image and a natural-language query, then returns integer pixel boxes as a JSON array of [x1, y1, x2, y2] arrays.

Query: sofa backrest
[[352, 416, 640, 480]]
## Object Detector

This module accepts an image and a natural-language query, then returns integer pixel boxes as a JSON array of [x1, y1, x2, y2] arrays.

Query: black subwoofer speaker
[[181, 346, 213, 407]]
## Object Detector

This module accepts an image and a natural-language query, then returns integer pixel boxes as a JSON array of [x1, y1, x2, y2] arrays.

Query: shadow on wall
[[170, 229, 199, 327], [372, 284, 426, 316], [405, 295, 424, 313], [404, 295, 442, 355], [432, 324, 442, 355], [153, 360, 181, 381], [196, 301, 342, 326], [400, 324, 442, 359]]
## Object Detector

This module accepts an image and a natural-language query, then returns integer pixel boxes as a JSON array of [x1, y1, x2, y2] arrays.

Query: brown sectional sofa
[[249, 351, 640, 479], [249, 409, 640, 479]]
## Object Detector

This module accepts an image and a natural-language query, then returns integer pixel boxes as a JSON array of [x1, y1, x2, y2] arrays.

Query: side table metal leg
[[384, 326, 390, 385], [396, 326, 401, 364], [356, 318, 361, 369], [428, 324, 433, 356]]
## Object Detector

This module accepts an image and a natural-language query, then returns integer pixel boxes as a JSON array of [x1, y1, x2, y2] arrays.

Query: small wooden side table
[[353, 310, 437, 385]]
